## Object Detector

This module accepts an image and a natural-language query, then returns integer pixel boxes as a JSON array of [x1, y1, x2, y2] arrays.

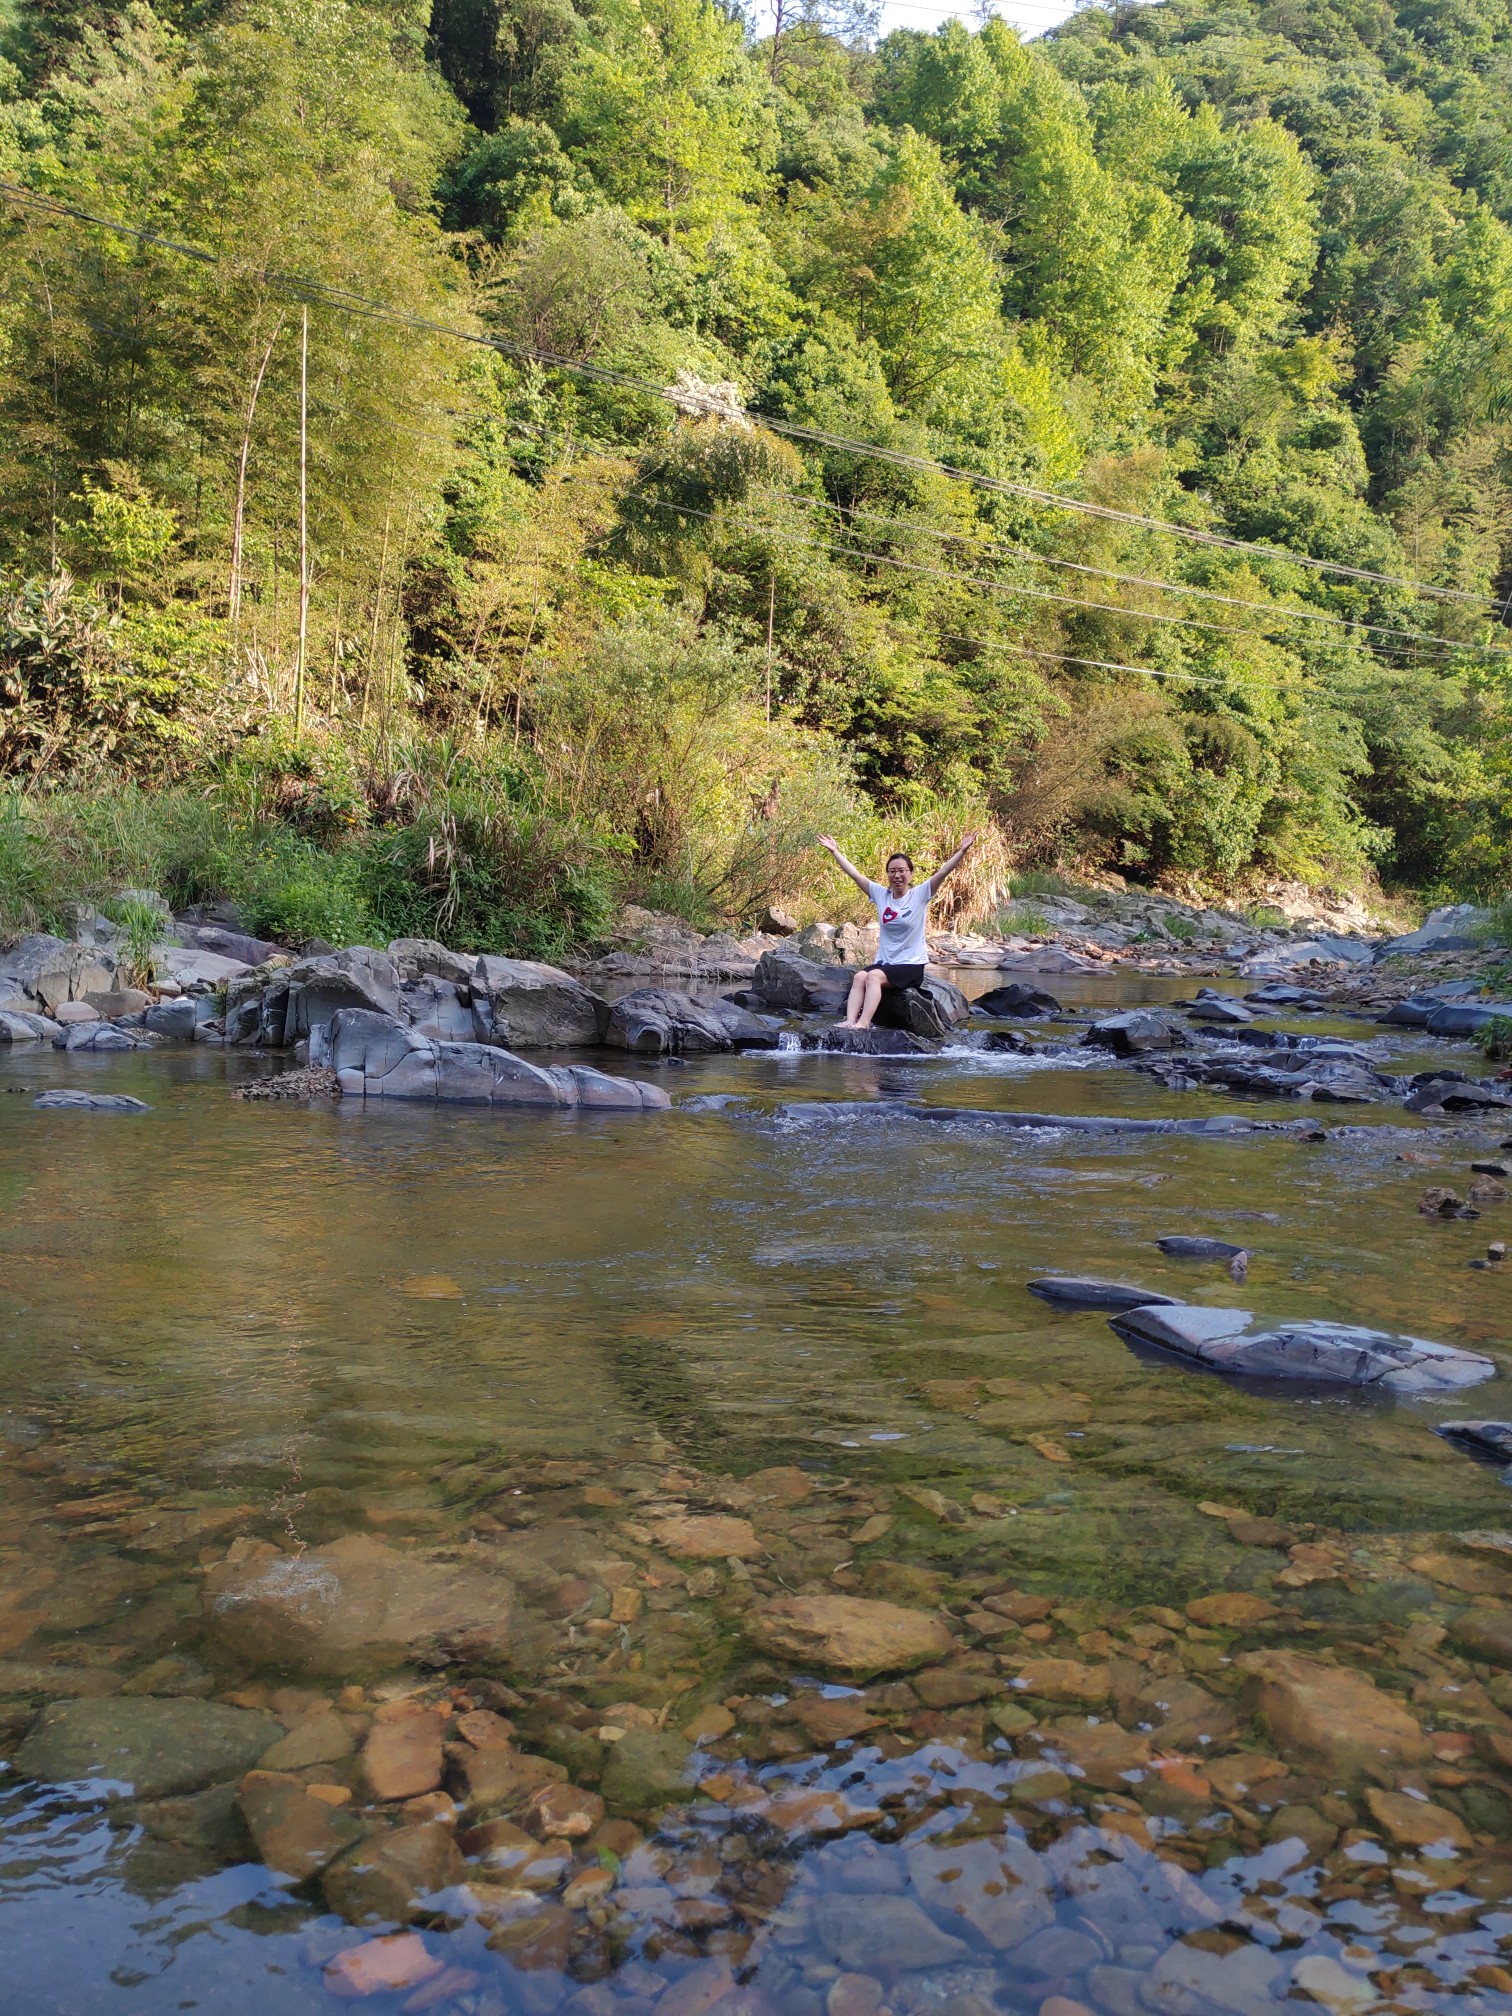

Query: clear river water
[[2, 969, 1512, 2015]]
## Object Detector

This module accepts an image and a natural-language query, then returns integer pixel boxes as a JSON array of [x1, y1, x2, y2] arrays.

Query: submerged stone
[[747, 1593, 954, 1679], [906, 1833, 1055, 1950], [1111, 1303, 1496, 1391], [239, 1769, 366, 1877], [33, 1089, 151, 1113], [203, 1534, 529, 1679], [1028, 1277, 1180, 1312], [323, 1820, 464, 1925], [598, 1729, 699, 1812], [17, 1696, 280, 1799], [1236, 1649, 1431, 1777], [813, 1895, 969, 1972]]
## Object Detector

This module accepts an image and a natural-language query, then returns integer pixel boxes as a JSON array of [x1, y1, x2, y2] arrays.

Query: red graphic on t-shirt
[[882, 906, 899, 922]]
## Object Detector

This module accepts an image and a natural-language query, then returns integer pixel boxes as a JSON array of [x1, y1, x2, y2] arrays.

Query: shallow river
[[3, 970, 1512, 2015]]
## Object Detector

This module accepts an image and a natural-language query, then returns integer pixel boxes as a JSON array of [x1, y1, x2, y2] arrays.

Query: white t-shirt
[[866, 876, 935, 967]]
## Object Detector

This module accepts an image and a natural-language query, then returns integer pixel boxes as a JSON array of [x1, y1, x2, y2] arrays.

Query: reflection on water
[[2, 990, 1512, 2013]]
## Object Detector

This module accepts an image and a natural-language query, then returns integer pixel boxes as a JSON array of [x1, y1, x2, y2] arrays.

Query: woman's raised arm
[[816, 834, 874, 897], [929, 832, 979, 891]]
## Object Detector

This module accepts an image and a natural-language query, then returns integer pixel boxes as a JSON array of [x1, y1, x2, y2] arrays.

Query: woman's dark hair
[[886, 851, 914, 872]]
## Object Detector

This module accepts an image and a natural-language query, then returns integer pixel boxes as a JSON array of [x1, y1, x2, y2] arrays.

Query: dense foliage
[[2, 0, 1511, 940]]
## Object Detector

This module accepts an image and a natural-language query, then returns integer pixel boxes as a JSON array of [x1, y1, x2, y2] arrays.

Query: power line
[[600, 478, 1479, 706], [0, 179, 1494, 614], [762, 487, 1503, 660]]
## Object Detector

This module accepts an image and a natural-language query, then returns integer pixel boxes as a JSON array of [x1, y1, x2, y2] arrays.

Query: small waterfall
[[776, 1030, 803, 1052]]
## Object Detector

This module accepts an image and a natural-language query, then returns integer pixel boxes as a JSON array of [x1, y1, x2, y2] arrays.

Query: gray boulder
[[320, 1008, 669, 1110], [1425, 1002, 1512, 1038], [1028, 1277, 1180, 1312], [1404, 1073, 1512, 1113], [1380, 905, 1495, 957], [398, 975, 475, 1043], [876, 974, 969, 1040], [387, 937, 474, 987], [1187, 991, 1253, 1024], [144, 996, 217, 1039], [1112, 1303, 1496, 1393], [973, 982, 1062, 1018], [55, 1022, 145, 1053], [0, 1008, 62, 1044], [752, 947, 851, 1013], [605, 988, 771, 1054], [1436, 1420, 1512, 1465], [17, 1696, 280, 1799], [225, 946, 398, 1047], [176, 922, 281, 967], [0, 934, 117, 1013], [1082, 1011, 1184, 1056], [470, 955, 608, 1048]]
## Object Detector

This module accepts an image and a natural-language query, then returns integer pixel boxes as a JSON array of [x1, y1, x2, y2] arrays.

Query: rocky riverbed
[[5, 890, 1512, 2011]]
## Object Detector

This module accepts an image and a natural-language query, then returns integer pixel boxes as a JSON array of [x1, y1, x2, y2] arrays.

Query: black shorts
[[864, 963, 925, 989]]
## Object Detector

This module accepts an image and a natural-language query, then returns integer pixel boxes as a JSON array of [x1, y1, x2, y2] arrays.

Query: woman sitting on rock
[[816, 832, 977, 1030]]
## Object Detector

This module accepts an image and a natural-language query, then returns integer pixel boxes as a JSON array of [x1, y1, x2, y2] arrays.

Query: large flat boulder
[[605, 987, 771, 1054], [387, 937, 474, 986], [0, 934, 116, 1013], [1379, 905, 1495, 957], [318, 1009, 669, 1109], [16, 1696, 280, 1799], [1425, 1001, 1512, 1038], [225, 947, 398, 1046], [470, 955, 607, 1048], [803, 1026, 934, 1055], [202, 1534, 530, 1678], [747, 1594, 954, 1678], [1111, 1303, 1496, 1392]]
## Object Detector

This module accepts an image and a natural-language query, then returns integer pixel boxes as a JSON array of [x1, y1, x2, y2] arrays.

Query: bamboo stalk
[[229, 315, 283, 627]]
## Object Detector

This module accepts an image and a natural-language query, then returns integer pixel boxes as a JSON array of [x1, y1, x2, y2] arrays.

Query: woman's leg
[[853, 968, 887, 1029], [837, 970, 869, 1027]]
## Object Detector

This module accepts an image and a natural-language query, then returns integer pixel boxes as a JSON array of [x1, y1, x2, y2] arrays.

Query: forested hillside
[[2, 0, 1511, 950]]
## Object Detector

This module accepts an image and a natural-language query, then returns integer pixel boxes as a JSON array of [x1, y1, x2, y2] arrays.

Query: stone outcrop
[[398, 975, 475, 1043], [1379, 904, 1495, 957], [605, 988, 772, 1054], [470, 956, 608, 1048], [387, 938, 475, 987], [1112, 1303, 1496, 1392], [0, 934, 117, 1014], [316, 1009, 669, 1109], [225, 947, 399, 1046], [202, 1533, 532, 1678]]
